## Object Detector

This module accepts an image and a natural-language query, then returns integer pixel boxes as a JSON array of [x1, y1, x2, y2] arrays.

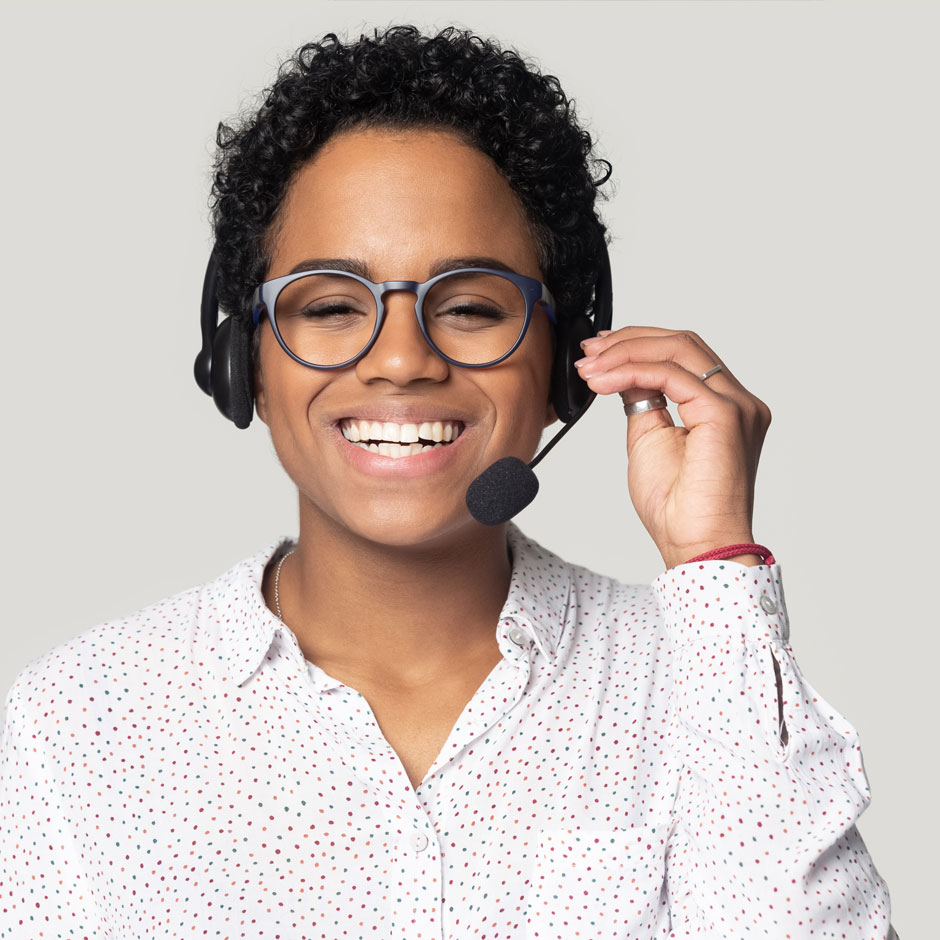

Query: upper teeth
[[340, 419, 463, 445]]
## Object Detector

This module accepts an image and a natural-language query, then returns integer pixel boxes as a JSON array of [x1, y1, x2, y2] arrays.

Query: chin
[[306, 487, 482, 551]]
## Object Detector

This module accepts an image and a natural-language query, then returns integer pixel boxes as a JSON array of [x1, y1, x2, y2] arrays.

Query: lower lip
[[333, 426, 468, 477]]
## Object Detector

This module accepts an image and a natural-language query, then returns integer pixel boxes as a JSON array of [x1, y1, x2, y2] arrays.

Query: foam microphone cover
[[466, 456, 540, 526]]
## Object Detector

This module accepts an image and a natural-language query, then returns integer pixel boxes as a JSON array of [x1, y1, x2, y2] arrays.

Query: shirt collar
[[500, 523, 571, 661], [207, 538, 295, 687], [214, 524, 571, 685]]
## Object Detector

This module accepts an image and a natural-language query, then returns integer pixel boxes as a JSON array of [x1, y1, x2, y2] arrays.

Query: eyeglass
[[251, 267, 557, 370]]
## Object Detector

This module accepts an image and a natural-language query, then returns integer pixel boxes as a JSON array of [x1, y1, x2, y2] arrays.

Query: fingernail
[[580, 337, 601, 348], [596, 329, 613, 337], [574, 354, 598, 367]]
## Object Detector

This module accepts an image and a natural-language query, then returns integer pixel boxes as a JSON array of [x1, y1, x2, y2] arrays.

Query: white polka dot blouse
[[0, 524, 894, 938]]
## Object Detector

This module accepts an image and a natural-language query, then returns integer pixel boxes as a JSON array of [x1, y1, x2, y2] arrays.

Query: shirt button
[[508, 626, 528, 646], [759, 595, 778, 614], [407, 830, 429, 853]]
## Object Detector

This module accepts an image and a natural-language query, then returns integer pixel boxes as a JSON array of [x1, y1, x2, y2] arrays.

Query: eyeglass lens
[[272, 271, 529, 366]]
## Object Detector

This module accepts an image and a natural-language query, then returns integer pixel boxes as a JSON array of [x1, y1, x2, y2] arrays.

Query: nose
[[354, 288, 450, 386]]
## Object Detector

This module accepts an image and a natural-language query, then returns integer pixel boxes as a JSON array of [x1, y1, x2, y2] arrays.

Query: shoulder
[[518, 537, 674, 696], [567, 556, 661, 615], [3, 540, 286, 725], [5, 585, 198, 716], [563, 556, 666, 653], [506, 525, 666, 660]]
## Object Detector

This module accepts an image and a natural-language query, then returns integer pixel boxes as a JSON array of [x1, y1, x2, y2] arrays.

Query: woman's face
[[255, 127, 556, 548]]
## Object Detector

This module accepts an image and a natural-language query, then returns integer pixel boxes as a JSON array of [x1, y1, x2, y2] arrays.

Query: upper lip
[[327, 407, 474, 426]]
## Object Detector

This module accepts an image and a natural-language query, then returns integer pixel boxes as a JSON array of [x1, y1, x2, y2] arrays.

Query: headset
[[193, 241, 613, 433]]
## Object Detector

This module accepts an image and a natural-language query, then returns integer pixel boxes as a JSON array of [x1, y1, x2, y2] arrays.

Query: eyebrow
[[286, 256, 522, 280], [287, 258, 371, 277], [429, 257, 519, 278]]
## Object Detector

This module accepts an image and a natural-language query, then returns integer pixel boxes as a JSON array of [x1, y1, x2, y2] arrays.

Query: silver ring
[[623, 364, 723, 417], [623, 394, 668, 417]]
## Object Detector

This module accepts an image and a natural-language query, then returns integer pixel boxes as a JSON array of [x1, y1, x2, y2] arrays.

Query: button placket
[[756, 589, 789, 644], [406, 829, 430, 853], [392, 821, 442, 937]]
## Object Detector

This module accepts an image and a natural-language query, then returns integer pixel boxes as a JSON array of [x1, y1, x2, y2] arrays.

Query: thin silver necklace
[[274, 549, 295, 622]]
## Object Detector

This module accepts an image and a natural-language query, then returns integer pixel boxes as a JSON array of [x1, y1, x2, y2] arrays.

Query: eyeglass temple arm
[[540, 284, 557, 325]]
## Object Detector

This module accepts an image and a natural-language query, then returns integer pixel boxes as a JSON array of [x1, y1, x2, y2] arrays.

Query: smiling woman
[[253, 128, 556, 549], [0, 22, 897, 940]]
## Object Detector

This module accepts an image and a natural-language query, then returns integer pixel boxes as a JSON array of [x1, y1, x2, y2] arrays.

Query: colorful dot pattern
[[0, 524, 892, 938]]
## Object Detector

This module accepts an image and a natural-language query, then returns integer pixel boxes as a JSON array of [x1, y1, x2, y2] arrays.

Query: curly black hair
[[209, 24, 611, 327]]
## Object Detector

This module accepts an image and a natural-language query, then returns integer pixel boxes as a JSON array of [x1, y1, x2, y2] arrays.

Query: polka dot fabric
[[0, 524, 893, 938]]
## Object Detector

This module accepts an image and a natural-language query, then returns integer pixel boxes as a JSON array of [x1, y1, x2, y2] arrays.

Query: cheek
[[524, 322, 555, 407], [255, 327, 329, 432], [493, 333, 555, 441]]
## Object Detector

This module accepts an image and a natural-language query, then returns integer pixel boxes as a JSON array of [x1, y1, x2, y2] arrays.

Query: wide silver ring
[[623, 394, 668, 416], [622, 364, 723, 417]]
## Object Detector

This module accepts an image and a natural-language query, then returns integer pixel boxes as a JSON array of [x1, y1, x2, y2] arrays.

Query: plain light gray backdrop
[[1, 1, 934, 935]]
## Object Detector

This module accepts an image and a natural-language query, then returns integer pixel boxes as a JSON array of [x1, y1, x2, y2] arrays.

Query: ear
[[543, 395, 559, 428], [254, 372, 268, 425], [543, 319, 559, 428]]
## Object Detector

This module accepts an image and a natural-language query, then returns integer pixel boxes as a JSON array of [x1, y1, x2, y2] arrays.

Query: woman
[[0, 26, 895, 939]]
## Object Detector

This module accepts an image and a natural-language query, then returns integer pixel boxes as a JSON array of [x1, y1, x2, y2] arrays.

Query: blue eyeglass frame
[[250, 267, 557, 370]]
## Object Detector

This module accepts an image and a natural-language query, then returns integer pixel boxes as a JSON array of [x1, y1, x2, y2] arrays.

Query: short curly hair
[[209, 25, 611, 328]]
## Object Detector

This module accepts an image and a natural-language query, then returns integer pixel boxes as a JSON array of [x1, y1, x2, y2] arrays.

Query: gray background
[[1, 1, 933, 935]]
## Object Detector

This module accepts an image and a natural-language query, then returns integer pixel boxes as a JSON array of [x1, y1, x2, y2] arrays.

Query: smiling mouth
[[339, 418, 465, 459]]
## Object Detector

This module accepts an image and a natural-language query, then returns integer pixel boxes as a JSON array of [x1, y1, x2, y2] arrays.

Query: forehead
[[267, 127, 542, 281]]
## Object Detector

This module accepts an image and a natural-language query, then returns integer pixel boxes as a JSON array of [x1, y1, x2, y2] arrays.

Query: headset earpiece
[[548, 240, 613, 424], [550, 313, 596, 423], [225, 314, 254, 429], [194, 249, 255, 428]]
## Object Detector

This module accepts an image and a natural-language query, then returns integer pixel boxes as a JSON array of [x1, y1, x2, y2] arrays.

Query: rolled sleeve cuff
[[652, 559, 790, 648]]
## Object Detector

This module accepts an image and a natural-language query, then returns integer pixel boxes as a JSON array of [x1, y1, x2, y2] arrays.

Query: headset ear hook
[[193, 250, 220, 396]]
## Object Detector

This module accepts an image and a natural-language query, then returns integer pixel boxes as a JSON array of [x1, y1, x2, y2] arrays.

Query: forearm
[[653, 560, 892, 936]]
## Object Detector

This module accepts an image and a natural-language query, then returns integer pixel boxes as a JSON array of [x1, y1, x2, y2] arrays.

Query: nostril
[[355, 312, 451, 379]]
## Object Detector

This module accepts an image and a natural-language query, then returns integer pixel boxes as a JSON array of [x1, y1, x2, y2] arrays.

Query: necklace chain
[[274, 549, 295, 622]]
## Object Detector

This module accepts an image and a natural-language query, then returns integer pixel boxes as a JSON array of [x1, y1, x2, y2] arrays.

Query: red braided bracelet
[[683, 543, 776, 565]]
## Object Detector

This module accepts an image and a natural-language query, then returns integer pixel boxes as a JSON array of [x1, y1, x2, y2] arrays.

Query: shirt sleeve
[[0, 676, 104, 938], [651, 560, 894, 939]]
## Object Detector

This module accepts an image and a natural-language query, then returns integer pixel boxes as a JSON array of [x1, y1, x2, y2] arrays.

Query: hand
[[574, 326, 772, 569]]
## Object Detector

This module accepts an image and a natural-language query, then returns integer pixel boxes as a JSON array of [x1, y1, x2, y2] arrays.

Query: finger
[[582, 326, 728, 379], [576, 331, 743, 400], [579, 358, 736, 435], [619, 384, 677, 440]]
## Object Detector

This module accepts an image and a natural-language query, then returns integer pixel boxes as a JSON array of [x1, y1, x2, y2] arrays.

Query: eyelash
[[298, 303, 365, 318]]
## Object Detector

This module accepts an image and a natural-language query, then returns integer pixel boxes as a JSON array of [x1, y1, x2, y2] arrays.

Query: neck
[[268, 501, 513, 684]]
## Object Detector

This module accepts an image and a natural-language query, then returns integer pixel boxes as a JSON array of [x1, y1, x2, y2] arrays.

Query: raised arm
[[653, 559, 893, 938]]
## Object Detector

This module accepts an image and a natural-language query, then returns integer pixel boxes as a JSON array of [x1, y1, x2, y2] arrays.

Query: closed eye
[[433, 301, 508, 320], [296, 302, 369, 319]]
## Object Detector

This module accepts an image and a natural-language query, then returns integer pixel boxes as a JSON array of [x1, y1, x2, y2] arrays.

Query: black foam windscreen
[[465, 456, 540, 526]]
